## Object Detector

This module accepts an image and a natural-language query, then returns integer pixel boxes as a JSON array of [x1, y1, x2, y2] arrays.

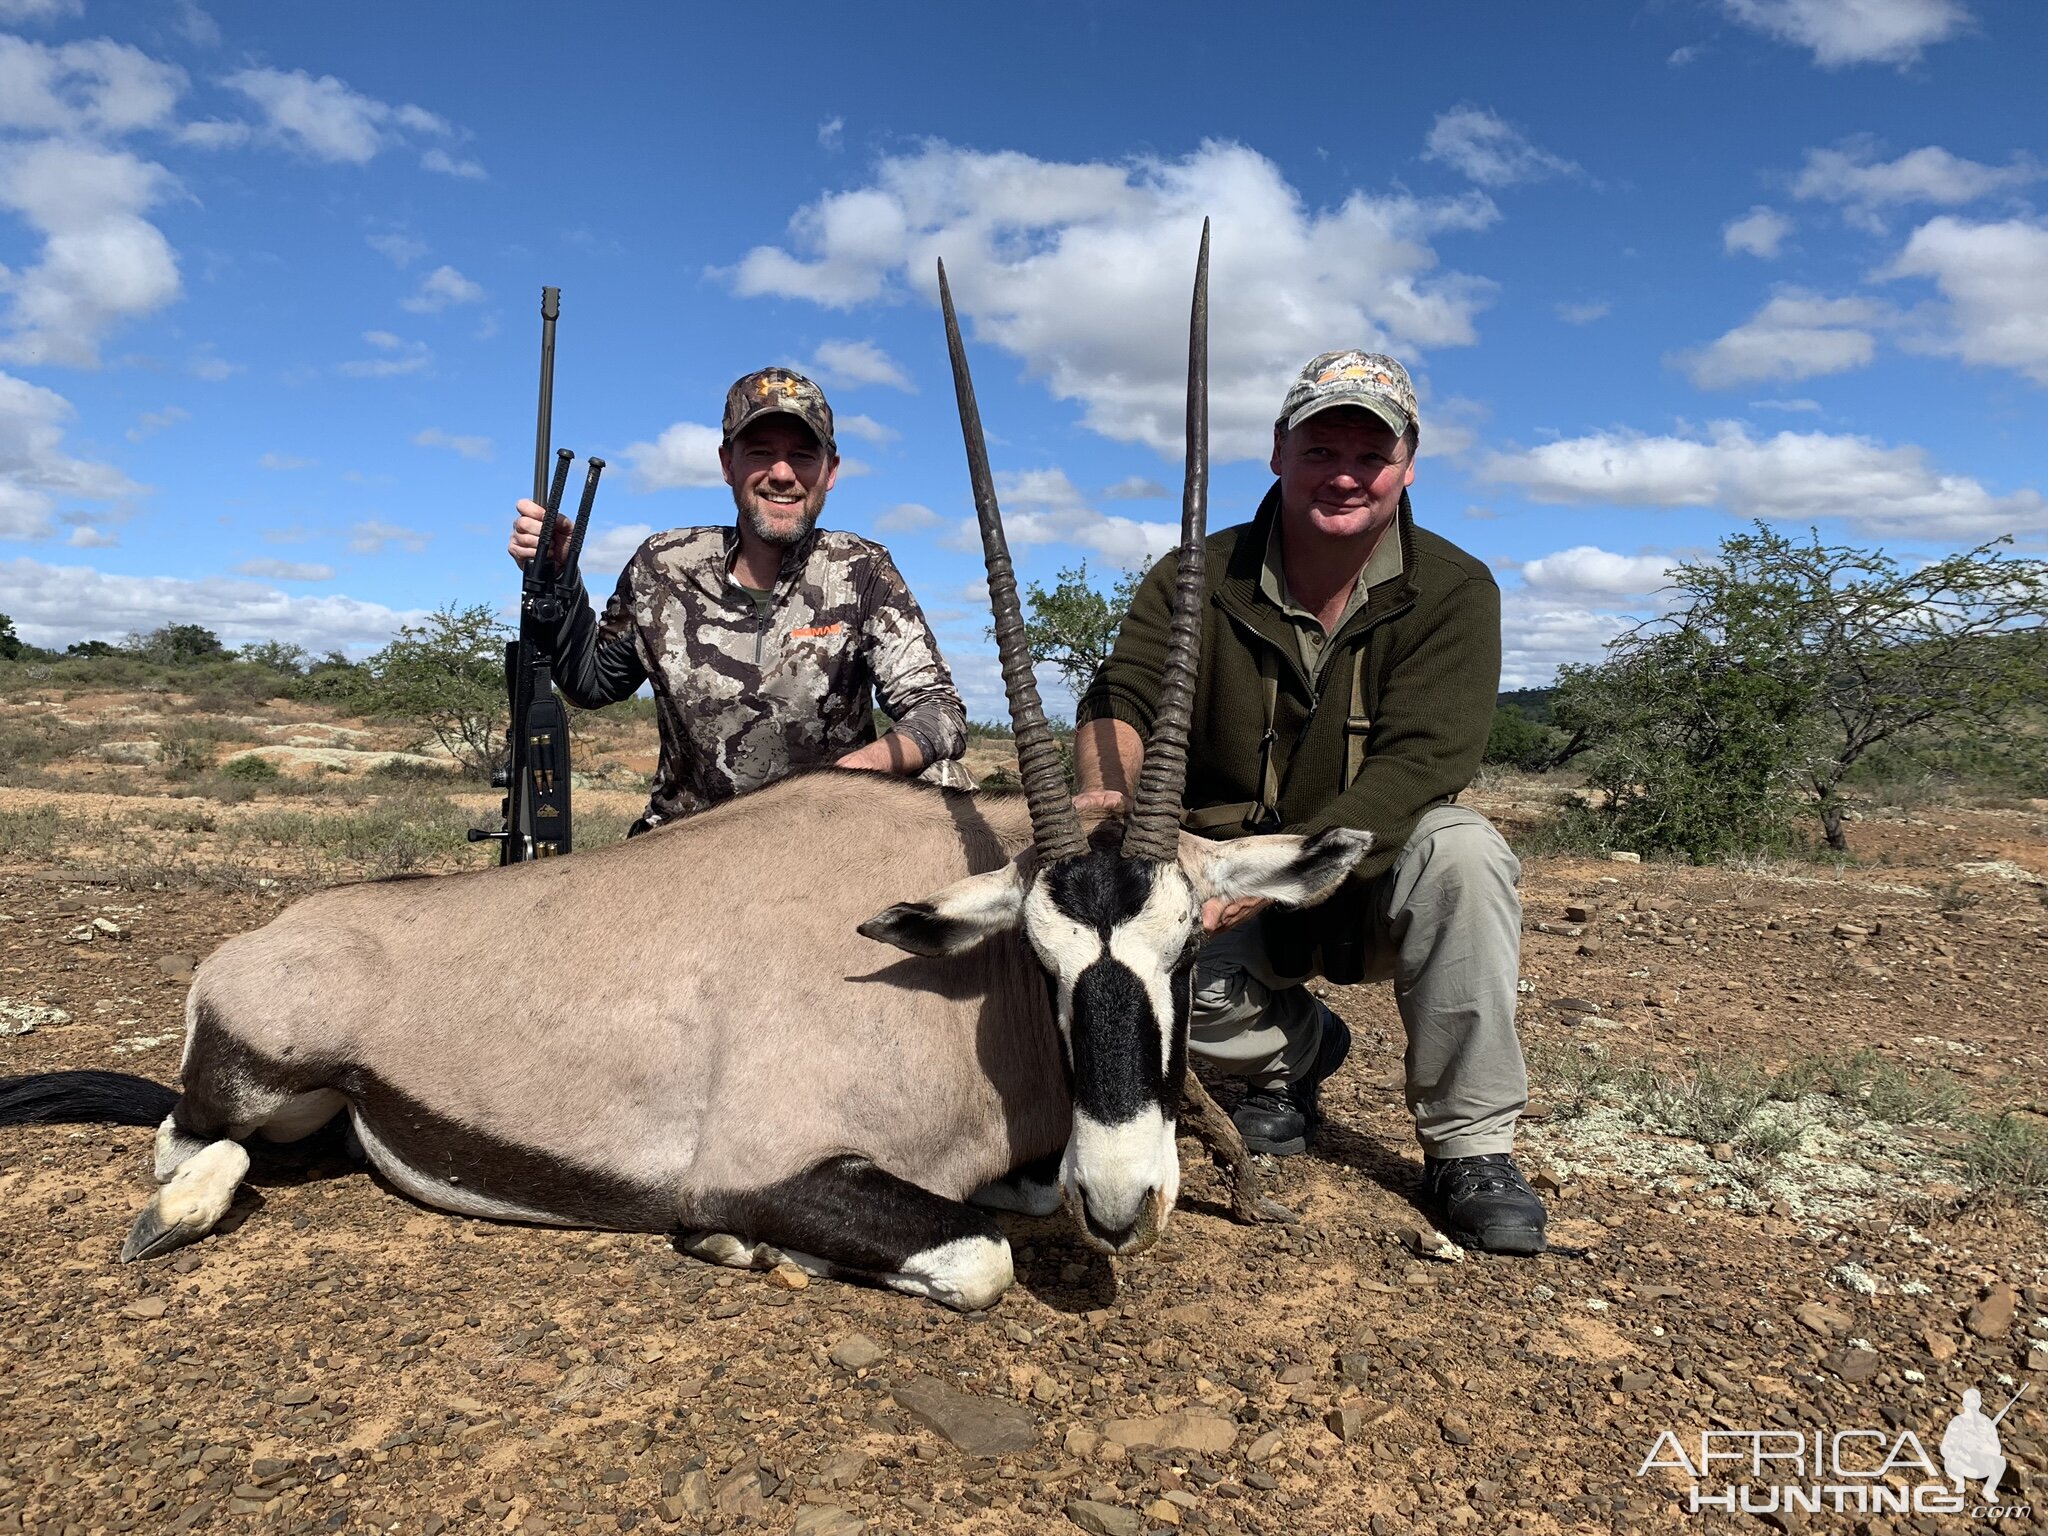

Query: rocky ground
[[2, 690, 2045, 1536]]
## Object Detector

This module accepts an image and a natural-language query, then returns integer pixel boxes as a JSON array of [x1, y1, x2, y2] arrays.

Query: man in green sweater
[[1074, 351, 1545, 1254]]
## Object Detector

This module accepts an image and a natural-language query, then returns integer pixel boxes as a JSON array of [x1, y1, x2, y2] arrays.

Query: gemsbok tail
[[0, 1071, 178, 1126]]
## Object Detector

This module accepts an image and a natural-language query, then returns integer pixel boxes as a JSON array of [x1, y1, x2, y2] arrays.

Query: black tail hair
[[0, 1071, 177, 1127]]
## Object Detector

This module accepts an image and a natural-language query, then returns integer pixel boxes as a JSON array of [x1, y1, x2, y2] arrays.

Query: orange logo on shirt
[[791, 623, 844, 639]]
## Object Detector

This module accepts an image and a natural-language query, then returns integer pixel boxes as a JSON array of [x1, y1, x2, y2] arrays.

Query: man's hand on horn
[[507, 498, 573, 571]]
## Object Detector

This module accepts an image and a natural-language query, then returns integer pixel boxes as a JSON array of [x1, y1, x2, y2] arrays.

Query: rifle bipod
[[470, 286, 604, 864]]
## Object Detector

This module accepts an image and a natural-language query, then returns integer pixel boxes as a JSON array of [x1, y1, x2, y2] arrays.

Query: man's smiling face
[[721, 416, 838, 547], [1269, 405, 1415, 549]]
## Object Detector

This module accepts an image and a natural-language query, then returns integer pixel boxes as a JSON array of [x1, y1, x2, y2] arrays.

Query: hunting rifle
[[470, 285, 604, 862]]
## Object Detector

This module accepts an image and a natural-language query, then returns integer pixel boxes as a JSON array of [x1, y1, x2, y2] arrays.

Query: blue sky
[[2, 0, 2043, 713]]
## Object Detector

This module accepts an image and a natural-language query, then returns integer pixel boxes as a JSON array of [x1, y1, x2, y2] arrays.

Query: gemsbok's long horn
[[1122, 219, 1210, 862], [939, 259, 1089, 865]]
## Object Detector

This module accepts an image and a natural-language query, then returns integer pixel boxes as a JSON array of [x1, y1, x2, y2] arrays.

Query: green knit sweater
[[1077, 484, 1501, 895]]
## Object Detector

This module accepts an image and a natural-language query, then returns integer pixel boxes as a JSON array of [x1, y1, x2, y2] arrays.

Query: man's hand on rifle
[[507, 499, 573, 571]]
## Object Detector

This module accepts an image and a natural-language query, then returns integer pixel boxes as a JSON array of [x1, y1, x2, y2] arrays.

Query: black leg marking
[[695, 1156, 1013, 1308]]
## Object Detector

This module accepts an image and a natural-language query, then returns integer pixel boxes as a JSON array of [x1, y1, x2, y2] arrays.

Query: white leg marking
[[123, 1140, 250, 1261], [256, 1089, 346, 1144], [884, 1235, 1014, 1311], [970, 1171, 1064, 1217], [152, 1114, 210, 1183]]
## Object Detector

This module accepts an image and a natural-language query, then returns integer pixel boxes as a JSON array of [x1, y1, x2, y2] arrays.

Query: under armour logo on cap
[[721, 367, 836, 455]]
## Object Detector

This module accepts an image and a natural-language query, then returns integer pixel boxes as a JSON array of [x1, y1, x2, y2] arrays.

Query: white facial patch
[[1065, 1105, 1179, 1249], [1019, 879, 1097, 1043], [1105, 864, 1199, 1081]]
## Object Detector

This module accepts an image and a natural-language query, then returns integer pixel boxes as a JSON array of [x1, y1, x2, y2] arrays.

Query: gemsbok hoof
[[120, 1140, 249, 1262]]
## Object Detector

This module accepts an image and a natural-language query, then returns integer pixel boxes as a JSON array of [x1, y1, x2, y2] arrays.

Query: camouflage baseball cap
[[1277, 351, 1419, 443], [721, 367, 836, 455]]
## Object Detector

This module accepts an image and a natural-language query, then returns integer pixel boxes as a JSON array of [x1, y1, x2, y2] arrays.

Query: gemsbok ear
[[1184, 827, 1373, 910], [858, 866, 1028, 957]]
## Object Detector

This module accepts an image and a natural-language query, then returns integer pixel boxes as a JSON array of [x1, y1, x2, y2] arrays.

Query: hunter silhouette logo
[[1639, 1382, 2033, 1520], [1941, 1385, 2024, 1500]]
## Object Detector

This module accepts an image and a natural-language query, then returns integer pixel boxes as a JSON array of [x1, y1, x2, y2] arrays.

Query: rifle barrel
[[534, 286, 560, 504]]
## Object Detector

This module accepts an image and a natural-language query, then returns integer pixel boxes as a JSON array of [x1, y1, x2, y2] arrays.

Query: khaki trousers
[[1189, 803, 1528, 1158]]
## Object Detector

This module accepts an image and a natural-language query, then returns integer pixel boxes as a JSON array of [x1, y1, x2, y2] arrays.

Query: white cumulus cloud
[[941, 466, 1178, 570], [419, 148, 486, 180], [1793, 140, 2041, 213], [0, 555, 422, 653], [125, 403, 186, 442], [724, 139, 1499, 461], [340, 331, 431, 378], [1423, 105, 1583, 189], [1720, 0, 1971, 67], [1482, 421, 2046, 539], [400, 264, 484, 313], [223, 67, 452, 165], [0, 0, 86, 22], [1723, 206, 1792, 259], [367, 232, 428, 268], [1883, 214, 2048, 384], [234, 558, 333, 582], [875, 502, 939, 534], [0, 139, 181, 368], [347, 519, 430, 555], [622, 421, 725, 492], [0, 368, 143, 542], [1518, 546, 1678, 603], [1677, 289, 1890, 388], [835, 413, 899, 446], [412, 427, 492, 461], [0, 34, 186, 135], [803, 338, 913, 392]]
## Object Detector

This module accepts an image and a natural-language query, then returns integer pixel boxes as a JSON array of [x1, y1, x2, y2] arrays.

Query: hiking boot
[[1419, 1152, 1548, 1255], [1231, 1008, 1352, 1157]]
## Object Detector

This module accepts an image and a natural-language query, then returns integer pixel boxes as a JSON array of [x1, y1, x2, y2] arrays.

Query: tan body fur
[[184, 772, 1067, 1229]]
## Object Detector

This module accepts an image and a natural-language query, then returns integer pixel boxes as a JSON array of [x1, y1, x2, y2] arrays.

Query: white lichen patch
[[1523, 1088, 1957, 1229], [1953, 860, 2046, 886], [2, 998, 72, 1036]]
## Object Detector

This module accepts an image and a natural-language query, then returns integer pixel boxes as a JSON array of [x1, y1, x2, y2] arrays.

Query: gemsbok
[[0, 227, 1369, 1308]]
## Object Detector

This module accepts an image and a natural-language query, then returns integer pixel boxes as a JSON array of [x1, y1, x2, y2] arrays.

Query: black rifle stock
[[472, 286, 604, 863]]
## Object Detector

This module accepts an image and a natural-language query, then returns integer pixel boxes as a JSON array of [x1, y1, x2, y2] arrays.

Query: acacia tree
[[1019, 561, 1145, 696], [362, 604, 511, 778], [1554, 525, 2048, 857]]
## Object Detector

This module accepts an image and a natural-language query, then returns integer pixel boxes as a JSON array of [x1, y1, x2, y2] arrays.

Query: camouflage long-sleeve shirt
[[547, 524, 969, 822]]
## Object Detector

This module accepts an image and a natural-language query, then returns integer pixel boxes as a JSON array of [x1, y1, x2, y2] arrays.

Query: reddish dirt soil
[[2, 700, 2044, 1536]]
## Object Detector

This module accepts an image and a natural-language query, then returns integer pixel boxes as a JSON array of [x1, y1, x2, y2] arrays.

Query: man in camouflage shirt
[[508, 367, 970, 827]]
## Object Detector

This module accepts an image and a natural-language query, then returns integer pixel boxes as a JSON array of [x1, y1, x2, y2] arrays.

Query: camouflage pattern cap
[[721, 367, 836, 455], [1278, 350, 1419, 444]]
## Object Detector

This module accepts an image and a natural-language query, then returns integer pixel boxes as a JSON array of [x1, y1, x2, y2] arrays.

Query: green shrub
[[220, 753, 282, 783], [1483, 706, 1559, 770]]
